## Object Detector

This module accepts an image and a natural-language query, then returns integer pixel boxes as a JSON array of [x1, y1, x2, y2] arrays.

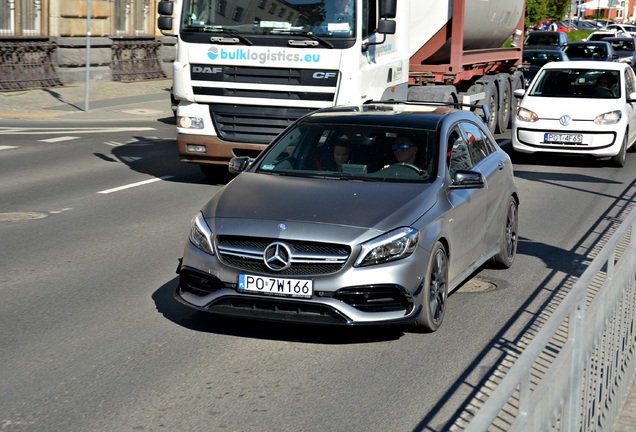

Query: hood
[[202, 172, 438, 233]]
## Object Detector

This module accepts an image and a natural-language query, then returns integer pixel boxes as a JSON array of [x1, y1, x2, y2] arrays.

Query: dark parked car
[[562, 41, 618, 62], [524, 31, 568, 48], [176, 102, 519, 332], [602, 37, 636, 70], [522, 47, 570, 85]]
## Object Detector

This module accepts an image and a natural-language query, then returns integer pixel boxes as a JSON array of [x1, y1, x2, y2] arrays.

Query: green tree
[[525, 0, 572, 29]]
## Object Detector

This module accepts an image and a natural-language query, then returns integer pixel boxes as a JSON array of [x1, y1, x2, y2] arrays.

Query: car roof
[[539, 60, 628, 71], [304, 102, 478, 130]]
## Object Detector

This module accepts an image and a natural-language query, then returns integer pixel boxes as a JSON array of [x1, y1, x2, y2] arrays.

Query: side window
[[625, 68, 636, 95], [447, 128, 474, 178], [361, 0, 378, 39], [458, 121, 492, 165]]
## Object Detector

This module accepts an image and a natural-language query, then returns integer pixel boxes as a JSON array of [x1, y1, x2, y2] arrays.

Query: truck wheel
[[484, 83, 499, 135], [200, 164, 234, 184], [509, 72, 524, 129], [496, 77, 511, 134]]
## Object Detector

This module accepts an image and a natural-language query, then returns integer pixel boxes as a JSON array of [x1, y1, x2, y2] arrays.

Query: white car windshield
[[529, 69, 621, 99]]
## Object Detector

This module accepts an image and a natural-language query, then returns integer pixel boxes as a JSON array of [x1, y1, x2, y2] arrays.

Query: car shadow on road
[[152, 276, 405, 344]]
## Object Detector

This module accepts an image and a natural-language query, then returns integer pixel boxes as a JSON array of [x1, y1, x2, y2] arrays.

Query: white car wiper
[[207, 27, 254, 46]]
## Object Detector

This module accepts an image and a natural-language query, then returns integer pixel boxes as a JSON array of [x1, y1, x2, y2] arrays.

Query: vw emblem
[[263, 242, 292, 271], [559, 115, 571, 126]]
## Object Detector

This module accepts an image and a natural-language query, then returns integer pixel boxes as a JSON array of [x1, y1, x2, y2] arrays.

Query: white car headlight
[[190, 212, 214, 255], [517, 107, 539, 122], [594, 110, 622, 125], [356, 227, 419, 267]]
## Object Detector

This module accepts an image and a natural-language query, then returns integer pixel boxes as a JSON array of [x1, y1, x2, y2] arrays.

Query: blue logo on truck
[[206, 46, 320, 64]]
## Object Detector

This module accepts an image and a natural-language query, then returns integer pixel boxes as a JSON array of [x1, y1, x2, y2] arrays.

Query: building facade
[[0, 0, 174, 90]]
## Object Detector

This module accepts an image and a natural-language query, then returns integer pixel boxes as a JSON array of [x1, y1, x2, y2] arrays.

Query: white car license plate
[[238, 274, 313, 299], [544, 133, 583, 143]]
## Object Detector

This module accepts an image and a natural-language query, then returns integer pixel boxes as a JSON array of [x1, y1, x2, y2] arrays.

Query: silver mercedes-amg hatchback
[[176, 102, 519, 332]]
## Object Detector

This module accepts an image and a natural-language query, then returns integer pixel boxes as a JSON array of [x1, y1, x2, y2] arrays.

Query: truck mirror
[[158, 16, 173, 31], [157, 1, 173, 16], [379, 0, 397, 18], [378, 19, 396, 35]]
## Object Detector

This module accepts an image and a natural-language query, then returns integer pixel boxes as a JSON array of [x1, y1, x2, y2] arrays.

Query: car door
[[444, 125, 486, 281], [623, 66, 636, 147], [458, 121, 507, 255]]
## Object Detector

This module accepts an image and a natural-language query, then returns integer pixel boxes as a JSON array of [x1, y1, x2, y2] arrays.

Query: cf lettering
[[313, 72, 337, 79]]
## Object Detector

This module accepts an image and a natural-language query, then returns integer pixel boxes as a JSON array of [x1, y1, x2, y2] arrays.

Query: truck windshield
[[182, 0, 356, 38]]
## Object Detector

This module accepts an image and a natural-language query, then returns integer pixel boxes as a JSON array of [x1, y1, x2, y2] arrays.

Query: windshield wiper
[[208, 28, 253, 46], [288, 32, 334, 49]]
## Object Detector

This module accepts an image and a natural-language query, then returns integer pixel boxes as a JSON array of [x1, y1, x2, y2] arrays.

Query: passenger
[[333, 141, 351, 171], [593, 73, 615, 97]]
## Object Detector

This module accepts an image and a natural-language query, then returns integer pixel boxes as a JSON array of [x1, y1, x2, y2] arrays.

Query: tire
[[412, 242, 448, 333], [199, 164, 234, 184], [509, 72, 524, 129], [496, 76, 511, 134], [491, 197, 519, 269], [484, 82, 499, 135], [611, 134, 627, 167]]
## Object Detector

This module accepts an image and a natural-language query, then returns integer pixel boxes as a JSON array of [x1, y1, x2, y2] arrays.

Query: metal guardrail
[[465, 204, 636, 431], [0, 40, 62, 91], [111, 38, 167, 82]]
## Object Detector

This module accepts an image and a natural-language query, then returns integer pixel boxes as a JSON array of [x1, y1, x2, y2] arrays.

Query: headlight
[[355, 227, 419, 267], [517, 107, 539, 122], [594, 110, 622, 125], [177, 116, 204, 129], [189, 212, 214, 255]]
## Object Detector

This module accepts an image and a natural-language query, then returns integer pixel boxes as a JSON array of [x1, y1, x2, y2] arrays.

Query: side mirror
[[379, 0, 396, 18], [157, 1, 173, 16], [158, 16, 173, 31], [377, 19, 396, 35], [229, 156, 253, 174], [513, 88, 526, 98], [627, 91, 636, 103], [450, 170, 485, 189]]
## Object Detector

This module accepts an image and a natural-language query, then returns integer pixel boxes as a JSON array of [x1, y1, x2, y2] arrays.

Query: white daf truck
[[158, 0, 525, 177]]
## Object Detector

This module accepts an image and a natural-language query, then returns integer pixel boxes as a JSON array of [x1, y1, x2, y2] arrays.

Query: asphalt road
[[1, 118, 635, 432]]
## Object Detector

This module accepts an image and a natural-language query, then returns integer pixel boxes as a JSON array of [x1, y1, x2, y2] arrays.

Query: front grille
[[216, 235, 350, 276], [210, 104, 314, 144], [334, 286, 413, 313], [190, 65, 337, 144], [209, 297, 348, 324], [180, 270, 233, 295]]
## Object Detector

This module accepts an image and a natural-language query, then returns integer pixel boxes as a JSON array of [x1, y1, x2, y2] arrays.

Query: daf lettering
[[313, 72, 337, 79], [192, 66, 223, 74]]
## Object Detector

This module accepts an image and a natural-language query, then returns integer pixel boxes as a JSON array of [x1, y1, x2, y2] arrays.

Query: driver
[[392, 135, 419, 165]]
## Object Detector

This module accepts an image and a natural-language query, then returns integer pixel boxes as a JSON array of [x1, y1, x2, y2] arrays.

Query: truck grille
[[210, 104, 313, 144], [190, 65, 338, 143], [216, 235, 350, 276]]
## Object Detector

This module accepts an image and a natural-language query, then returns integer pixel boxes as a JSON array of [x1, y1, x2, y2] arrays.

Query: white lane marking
[[39, 136, 80, 143], [98, 176, 174, 194], [0, 127, 156, 135], [0, 145, 18, 151]]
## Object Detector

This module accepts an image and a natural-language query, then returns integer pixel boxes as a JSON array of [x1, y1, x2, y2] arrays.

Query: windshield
[[255, 123, 438, 183], [182, 0, 356, 38], [529, 68, 621, 99]]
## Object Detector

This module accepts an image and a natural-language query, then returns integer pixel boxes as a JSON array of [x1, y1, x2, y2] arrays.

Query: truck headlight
[[356, 227, 419, 267], [189, 212, 214, 255], [178, 116, 204, 129]]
